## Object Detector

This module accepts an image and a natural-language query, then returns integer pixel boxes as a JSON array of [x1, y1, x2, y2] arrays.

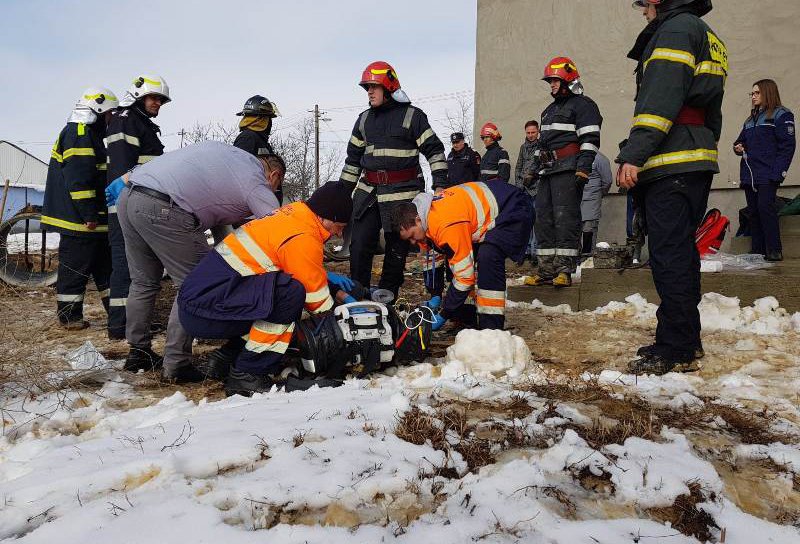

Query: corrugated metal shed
[[0, 140, 48, 188]]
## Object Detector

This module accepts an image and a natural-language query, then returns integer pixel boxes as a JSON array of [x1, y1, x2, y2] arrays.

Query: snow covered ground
[[1, 296, 799, 543], [3, 232, 60, 253]]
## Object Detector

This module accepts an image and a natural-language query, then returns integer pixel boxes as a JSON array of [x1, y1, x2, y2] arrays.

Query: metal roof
[[0, 140, 48, 188]]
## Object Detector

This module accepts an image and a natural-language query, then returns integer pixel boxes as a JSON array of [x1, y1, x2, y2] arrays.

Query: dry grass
[[647, 481, 719, 542]]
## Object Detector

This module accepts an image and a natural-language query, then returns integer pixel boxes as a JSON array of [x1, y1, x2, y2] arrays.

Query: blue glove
[[105, 177, 126, 207], [327, 271, 354, 292], [431, 313, 447, 331], [423, 296, 442, 312], [342, 295, 358, 304]]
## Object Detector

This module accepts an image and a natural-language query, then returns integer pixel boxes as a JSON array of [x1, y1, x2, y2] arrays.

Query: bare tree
[[442, 94, 474, 145], [182, 121, 238, 146]]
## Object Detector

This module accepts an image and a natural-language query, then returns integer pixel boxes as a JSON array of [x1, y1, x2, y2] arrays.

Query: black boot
[[284, 376, 344, 392], [637, 343, 705, 359], [196, 338, 244, 380], [164, 365, 207, 384], [765, 250, 784, 262], [225, 368, 275, 397], [628, 351, 699, 376], [124, 347, 163, 372]]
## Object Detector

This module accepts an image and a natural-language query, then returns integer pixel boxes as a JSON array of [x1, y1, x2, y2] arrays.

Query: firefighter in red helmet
[[339, 61, 448, 299], [524, 56, 602, 288], [479, 122, 511, 183]]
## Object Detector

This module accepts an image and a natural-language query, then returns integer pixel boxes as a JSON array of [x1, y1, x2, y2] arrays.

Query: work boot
[[765, 250, 784, 262], [225, 368, 275, 397], [195, 339, 243, 380], [61, 319, 89, 331], [627, 353, 699, 376], [553, 272, 572, 288], [284, 376, 344, 392], [164, 365, 206, 384], [124, 347, 163, 372], [637, 344, 705, 359], [524, 274, 552, 286], [108, 328, 126, 341]]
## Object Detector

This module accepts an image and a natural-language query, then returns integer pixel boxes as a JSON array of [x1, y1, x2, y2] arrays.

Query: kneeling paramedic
[[178, 182, 353, 396], [391, 181, 532, 331]]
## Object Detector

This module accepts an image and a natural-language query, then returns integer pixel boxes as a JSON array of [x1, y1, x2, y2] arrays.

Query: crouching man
[[177, 182, 353, 396], [391, 181, 532, 331]]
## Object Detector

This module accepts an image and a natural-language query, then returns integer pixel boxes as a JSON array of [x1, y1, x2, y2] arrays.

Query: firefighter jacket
[[422, 181, 532, 318], [105, 105, 164, 182], [443, 145, 481, 189], [538, 94, 602, 177], [480, 142, 510, 182], [617, 8, 727, 184], [234, 129, 274, 158], [210, 202, 334, 316], [734, 107, 796, 186], [340, 99, 447, 231], [514, 139, 540, 195], [42, 121, 109, 236]]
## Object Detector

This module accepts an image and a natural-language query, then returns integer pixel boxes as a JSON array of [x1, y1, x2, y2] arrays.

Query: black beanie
[[306, 181, 353, 223]]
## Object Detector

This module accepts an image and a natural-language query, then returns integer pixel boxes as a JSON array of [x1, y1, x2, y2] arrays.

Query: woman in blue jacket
[[733, 79, 796, 261]]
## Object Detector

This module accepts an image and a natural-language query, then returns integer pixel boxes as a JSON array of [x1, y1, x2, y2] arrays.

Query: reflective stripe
[[580, 143, 600, 152], [109, 297, 127, 307], [77, 123, 86, 136], [355, 180, 375, 194], [137, 155, 157, 164], [105, 133, 140, 147], [452, 276, 472, 292], [402, 107, 415, 130], [429, 160, 448, 172], [245, 321, 295, 354], [349, 134, 366, 148], [537, 248, 557, 256], [108, 205, 117, 214], [41, 215, 109, 233], [51, 149, 63, 162], [476, 289, 506, 315], [96, 163, 108, 171], [416, 128, 435, 147], [462, 182, 499, 242], [365, 147, 419, 158], [311, 297, 334, 314], [341, 170, 359, 183], [641, 148, 718, 172], [498, 159, 511, 165], [541, 123, 576, 132], [98, 288, 110, 298], [377, 190, 419, 203], [343, 164, 361, 175], [451, 255, 474, 275], [84, 91, 117, 102], [576, 125, 601, 136], [645, 48, 696, 69], [62, 147, 96, 159], [57, 293, 84, 302], [216, 242, 256, 276], [428, 152, 446, 164], [477, 305, 504, 315], [306, 285, 332, 304], [633, 114, 674, 134], [694, 61, 726, 77], [70, 190, 96, 200], [554, 248, 580, 256], [232, 228, 278, 273], [481, 169, 499, 175]]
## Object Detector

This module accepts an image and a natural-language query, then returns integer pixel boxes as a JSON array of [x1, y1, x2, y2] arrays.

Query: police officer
[[339, 61, 448, 298], [618, 0, 725, 375], [479, 123, 511, 182], [42, 87, 118, 330], [105, 74, 170, 339], [233, 95, 278, 158], [443, 132, 481, 191], [525, 57, 602, 288]]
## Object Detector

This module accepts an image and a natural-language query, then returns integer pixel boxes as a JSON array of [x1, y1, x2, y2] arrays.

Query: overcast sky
[[0, 0, 477, 164]]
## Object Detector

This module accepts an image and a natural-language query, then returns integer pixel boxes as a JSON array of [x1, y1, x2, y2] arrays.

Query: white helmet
[[127, 74, 171, 103], [77, 87, 119, 114]]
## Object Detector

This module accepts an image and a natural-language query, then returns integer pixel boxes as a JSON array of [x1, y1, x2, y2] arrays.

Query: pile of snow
[[700, 293, 800, 335], [442, 329, 529, 379], [594, 293, 658, 322], [4, 232, 60, 253]]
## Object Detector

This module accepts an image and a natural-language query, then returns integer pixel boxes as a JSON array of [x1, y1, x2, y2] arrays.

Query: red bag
[[695, 208, 730, 257]]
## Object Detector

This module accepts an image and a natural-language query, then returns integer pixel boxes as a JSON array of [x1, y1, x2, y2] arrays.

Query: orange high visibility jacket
[[215, 202, 334, 314]]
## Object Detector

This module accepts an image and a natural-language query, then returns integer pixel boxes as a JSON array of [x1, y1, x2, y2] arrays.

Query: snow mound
[[699, 293, 799, 335], [594, 293, 657, 321], [442, 329, 530, 379]]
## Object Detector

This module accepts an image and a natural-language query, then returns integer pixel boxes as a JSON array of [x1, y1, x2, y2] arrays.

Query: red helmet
[[360, 61, 401, 92], [480, 122, 501, 141], [542, 57, 580, 83]]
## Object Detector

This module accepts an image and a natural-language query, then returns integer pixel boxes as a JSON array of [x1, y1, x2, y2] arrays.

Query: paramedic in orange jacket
[[391, 180, 533, 330], [178, 181, 353, 396]]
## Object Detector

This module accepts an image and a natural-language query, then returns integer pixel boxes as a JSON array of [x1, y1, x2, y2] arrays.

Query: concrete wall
[[474, 0, 800, 193]]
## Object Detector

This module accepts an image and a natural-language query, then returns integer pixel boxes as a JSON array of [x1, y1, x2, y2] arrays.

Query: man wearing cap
[[178, 181, 353, 397], [110, 141, 285, 383], [442, 132, 481, 192]]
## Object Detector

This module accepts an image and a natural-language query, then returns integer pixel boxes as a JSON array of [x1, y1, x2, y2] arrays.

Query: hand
[[575, 171, 589, 187], [85, 221, 97, 231], [431, 313, 447, 331], [105, 177, 126, 207], [342, 294, 358, 304], [423, 296, 441, 311], [616, 163, 639, 190], [733, 143, 745, 155], [434, 187, 445, 196], [326, 271, 354, 292]]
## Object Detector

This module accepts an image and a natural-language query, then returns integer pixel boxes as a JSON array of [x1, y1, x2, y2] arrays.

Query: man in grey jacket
[[515, 120, 540, 260], [580, 151, 613, 257], [109, 141, 284, 382]]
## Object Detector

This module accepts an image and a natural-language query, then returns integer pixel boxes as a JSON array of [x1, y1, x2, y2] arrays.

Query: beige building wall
[[474, 0, 800, 243]]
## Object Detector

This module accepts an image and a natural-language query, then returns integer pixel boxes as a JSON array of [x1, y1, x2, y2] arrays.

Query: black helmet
[[236, 95, 279, 117]]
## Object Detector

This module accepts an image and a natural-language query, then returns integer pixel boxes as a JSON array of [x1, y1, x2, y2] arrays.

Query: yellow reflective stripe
[[62, 147, 96, 159], [41, 215, 108, 233], [51, 149, 63, 162], [645, 48, 696, 69], [234, 229, 278, 272], [70, 190, 96, 200], [306, 285, 332, 304], [84, 92, 117, 102], [641, 148, 718, 172], [97, 163, 108, 171], [77, 123, 86, 136], [349, 134, 366, 148], [105, 133, 140, 147], [633, 114, 674, 134], [694, 61, 726, 77], [377, 190, 419, 203], [137, 76, 163, 86], [365, 147, 419, 158], [217, 242, 256, 276], [416, 128, 435, 147], [137, 155, 157, 164]]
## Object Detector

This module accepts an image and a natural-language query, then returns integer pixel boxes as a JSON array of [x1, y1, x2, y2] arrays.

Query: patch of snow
[[442, 329, 530, 379]]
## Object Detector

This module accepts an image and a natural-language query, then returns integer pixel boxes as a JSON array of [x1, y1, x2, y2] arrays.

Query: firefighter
[[444, 132, 481, 190], [525, 57, 602, 288], [339, 61, 448, 299], [391, 180, 533, 331], [42, 87, 118, 330], [105, 74, 170, 340], [177, 181, 353, 396], [479, 123, 511, 182], [233, 95, 279, 157], [618, 0, 725, 375]]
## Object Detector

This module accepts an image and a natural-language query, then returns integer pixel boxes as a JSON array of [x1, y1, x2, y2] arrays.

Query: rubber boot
[[524, 274, 552, 286], [553, 272, 572, 288], [225, 368, 275, 397]]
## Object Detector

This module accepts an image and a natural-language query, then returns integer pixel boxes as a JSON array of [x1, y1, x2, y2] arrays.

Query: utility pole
[[309, 105, 331, 189], [178, 128, 187, 148]]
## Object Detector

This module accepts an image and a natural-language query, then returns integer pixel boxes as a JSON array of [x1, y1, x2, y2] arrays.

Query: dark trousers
[[638, 172, 712, 356], [56, 234, 111, 324], [475, 243, 507, 330], [535, 170, 583, 277], [108, 210, 130, 336], [744, 183, 781, 254], [349, 203, 410, 297]]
